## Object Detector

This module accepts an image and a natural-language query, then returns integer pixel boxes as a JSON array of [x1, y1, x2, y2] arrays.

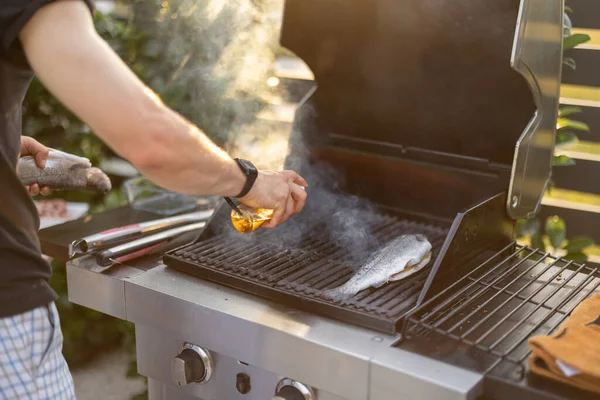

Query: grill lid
[[280, 0, 563, 219]]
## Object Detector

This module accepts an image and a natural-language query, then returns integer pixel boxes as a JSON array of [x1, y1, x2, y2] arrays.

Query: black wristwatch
[[234, 158, 258, 198]]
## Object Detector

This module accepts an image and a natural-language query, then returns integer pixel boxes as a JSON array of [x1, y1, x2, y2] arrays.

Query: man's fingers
[[283, 170, 308, 188], [264, 203, 285, 229], [21, 137, 50, 168], [29, 184, 40, 196], [35, 150, 49, 168], [290, 183, 307, 214], [279, 196, 295, 225], [40, 187, 52, 196]]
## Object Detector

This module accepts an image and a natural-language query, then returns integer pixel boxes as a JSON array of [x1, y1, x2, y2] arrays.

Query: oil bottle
[[230, 204, 274, 234]]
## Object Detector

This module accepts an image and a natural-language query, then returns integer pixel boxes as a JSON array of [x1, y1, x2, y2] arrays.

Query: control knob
[[171, 343, 213, 386], [273, 378, 315, 400]]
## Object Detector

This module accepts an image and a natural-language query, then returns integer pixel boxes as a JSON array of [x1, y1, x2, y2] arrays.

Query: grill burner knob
[[273, 379, 315, 400], [171, 343, 213, 386]]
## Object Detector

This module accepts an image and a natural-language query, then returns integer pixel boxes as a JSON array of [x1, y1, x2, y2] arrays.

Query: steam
[[222, 105, 390, 266], [135, 0, 284, 150], [147, 0, 389, 265], [275, 150, 389, 266]]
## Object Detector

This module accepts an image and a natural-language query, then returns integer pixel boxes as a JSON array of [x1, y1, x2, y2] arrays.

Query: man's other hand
[[20, 136, 52, 196]]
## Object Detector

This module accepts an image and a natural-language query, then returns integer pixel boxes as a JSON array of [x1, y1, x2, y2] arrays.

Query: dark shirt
[[0, 0, 94, 318]]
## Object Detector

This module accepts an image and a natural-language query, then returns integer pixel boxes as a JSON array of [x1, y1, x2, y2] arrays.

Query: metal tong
[[95, 221, 205, 268], [223, 197, 243, 216], [69, 209, 213, 258]]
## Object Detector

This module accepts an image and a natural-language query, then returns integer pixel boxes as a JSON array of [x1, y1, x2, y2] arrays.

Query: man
[[0, 0, 308, 398]]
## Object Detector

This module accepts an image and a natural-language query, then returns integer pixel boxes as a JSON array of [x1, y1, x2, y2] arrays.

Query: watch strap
[[234, 158, 258, 198]]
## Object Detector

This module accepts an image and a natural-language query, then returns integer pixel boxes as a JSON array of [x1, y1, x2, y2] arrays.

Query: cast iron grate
[[165, 213, 449, 334], [402, 242, 600, 377]]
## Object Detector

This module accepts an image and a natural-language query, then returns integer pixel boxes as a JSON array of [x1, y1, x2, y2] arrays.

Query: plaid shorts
[[0, 302, 75, 400]]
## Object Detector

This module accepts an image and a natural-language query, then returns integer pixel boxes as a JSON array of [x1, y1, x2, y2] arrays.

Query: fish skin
[[17, 150, 112, 193], [323, 234, 432, 303]]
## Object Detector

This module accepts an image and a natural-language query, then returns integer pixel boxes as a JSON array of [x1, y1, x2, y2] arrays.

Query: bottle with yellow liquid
[[230, 204, 274, 234]]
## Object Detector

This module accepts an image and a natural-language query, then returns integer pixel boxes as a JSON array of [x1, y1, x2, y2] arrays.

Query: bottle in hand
[[230, 204, 274, 234]]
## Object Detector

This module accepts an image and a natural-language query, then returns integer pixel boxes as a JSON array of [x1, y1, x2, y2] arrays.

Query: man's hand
[[19, 136, 51, 196], [239, 170, 308, 228]]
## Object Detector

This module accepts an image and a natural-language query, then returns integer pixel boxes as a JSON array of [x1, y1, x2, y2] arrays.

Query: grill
[[160, 0, 581, 398]]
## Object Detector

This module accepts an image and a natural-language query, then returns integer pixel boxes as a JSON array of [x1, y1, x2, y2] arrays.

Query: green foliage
[[516, 216, 594, 260], [558, 106, 583, 118], [556, 117, 590, 132], [554, 11, 592, 166], [553, 106, 591, 166], [555, 131, 578, 147], [562, 12, 590, 71], [552, 154, 576, 167], [564, 236, 594, 253], [545, 216, 566, 248], [564, 33, 591, 51]]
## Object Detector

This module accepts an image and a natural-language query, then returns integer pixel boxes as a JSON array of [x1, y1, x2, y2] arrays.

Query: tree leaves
[[558, 106, 582, 118], [545, 216, 567, 249], [563, 252, 587, 263], [564, 33, 591, 50], [564, 236, 594, 253], [557, 118, 590, 132], [556, 131, 578, 147], [516, 216, 594, 263], [531, 233, 546, 252], [553, 155, 576, 167], [516, 218, 541, 238]]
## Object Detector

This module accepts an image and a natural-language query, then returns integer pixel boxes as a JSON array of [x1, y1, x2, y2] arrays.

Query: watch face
[[237, 159, 256, 174]]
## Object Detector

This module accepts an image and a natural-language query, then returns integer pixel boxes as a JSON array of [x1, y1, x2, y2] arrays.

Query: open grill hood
[[280, 0, 563, 220]]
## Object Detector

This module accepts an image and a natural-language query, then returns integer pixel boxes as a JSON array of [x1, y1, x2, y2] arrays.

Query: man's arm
[[19, 0, 307, 227]]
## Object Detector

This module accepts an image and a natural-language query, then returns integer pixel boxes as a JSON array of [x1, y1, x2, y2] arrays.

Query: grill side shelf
[[398, 243, 600, 400]]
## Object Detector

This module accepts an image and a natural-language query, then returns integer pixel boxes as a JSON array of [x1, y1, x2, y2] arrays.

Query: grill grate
[[165, 213, 450, 333], [402, 243, 600, 378]]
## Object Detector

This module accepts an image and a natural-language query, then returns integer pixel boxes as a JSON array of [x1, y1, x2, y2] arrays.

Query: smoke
[[217, 158, 388, 266], [277, 150, 389, 266], [218, 102, 390, 267], [142, 0, 389, 265], [133, 0, 284, 149]]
